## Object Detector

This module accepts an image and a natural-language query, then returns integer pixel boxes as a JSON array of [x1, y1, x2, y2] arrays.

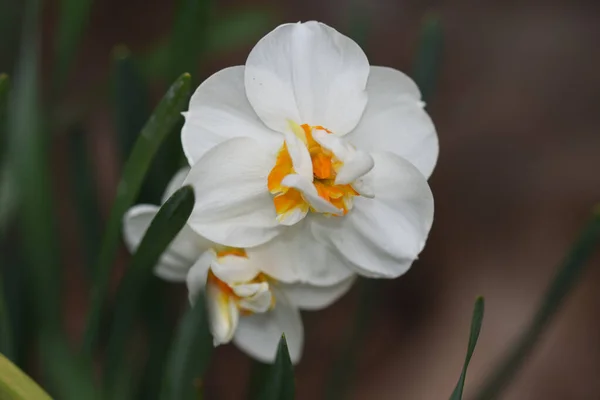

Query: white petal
[[237, 285, 272, 313], [231, 282, 267, 298], [283, 129, 312, 180], [346, 66, 438, 178], [279, 275, 356, 310], [245, 21, 369, 134], [310, 129, 374, 185], [122, 204, 210, 282], [161, 167, 191, 204], [233, 289, 303, 364], [246, 219, 354, 286], [183, 137, 284, 248], [182, 66, 281, 165], [276, 204, 308, 227], [210, 254, 260, 285], [311, 152, 434, 278], [334, 151, 374, 185], [186, 252, 214, 304], [281, 174, 342, 215], [206, 279, 239, 346]]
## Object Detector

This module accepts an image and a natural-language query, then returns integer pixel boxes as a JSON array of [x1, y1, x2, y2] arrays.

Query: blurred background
[[1, 0, 600, 399]]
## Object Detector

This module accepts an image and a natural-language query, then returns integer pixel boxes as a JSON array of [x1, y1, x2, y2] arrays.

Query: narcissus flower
[[122, 168, 354, 363], [181, 21, 437, 285]]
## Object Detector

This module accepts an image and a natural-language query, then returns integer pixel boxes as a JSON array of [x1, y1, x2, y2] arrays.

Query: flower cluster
[[123, 21, 437, 364]]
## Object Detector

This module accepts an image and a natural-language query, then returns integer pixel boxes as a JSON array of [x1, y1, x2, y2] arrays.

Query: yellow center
[[267, 124, 359, 219], [209, 248, 275, 315]]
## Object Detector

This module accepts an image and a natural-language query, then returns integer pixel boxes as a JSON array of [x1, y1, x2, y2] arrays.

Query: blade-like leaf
[[0, 75, 12, 359], [449, 297, 485, 400], [412, 14, 443, 104], [204, 9, 272, 54], [254, 335, 295, 400], [141, 9, 272, 80], [0, 353, 52, 400], [161, 292, 213, 400], [67, 126, 102, 277], [82, 73, 191, 356], [169, 0, 212, 80], [113, 46, 150, 165], [104, 185, 195, 392], [0, 73, 8, 147], [53, 0, 94, 90], [136, 279, 177, 400], [0, 272, 11, 360], [9, 1, 99, 397], [475, 208, 600, 399]]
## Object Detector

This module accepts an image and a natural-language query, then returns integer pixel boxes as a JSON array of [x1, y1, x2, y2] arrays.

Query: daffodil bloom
[[122, 168, 354, 363], [181, 21, 437, 285]]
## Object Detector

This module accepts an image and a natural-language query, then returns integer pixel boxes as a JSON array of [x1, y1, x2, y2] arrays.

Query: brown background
[[23, 0, 600, 398]]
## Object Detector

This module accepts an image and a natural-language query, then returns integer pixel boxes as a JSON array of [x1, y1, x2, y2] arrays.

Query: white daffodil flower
[[122, 168, 355, 364], [181, 21, 437, 284]]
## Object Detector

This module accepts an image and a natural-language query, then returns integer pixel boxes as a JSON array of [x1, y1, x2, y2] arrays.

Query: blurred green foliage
[[0, 0, 598, 398]]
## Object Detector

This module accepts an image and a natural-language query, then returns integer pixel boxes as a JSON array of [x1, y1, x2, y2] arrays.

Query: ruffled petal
[[206, 278, 239, 346], [281, 174, 342, 215], [233, 289, 303, 364], [186, 252, 214, 303], [122, 204, 210, 281], [210, 252, 260, 285], [311, 152, 434, 278], [278, 275, 356, 310], [182, 66, 281, 165], [346, 66, 438, 178], [245, 21, 369, 135], [236, 284, 273, 313], [246, 220, 354, 286], [184, 137, 284, 248]]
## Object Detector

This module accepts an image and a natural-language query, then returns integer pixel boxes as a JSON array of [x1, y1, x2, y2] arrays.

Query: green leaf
[[203, 9, 272, 54], [37, 334, 102, 400], [169, 0, 213, 80], [0, 73, 8, 146], [412, 14, 443, 104], [136, 280, 177, 400], [346, 0, 370, 48], [0, 272, 12, 361], [8, 0, 60, 332], [161, 292, 213, 400], [67, 126, 102, 277], [113, 46, 150, 165], [82, 73, 192, 356], [449, 297, 485, 400], [113, 47, 184, 205], [9, 1, 99, 398], [141, 9, 272, 80], [254, 335, 295, 400], [0, 352, 52, 400], [53, 0, 94, 90], [474, 208, 600, 399], [104, 185, 195, 393]]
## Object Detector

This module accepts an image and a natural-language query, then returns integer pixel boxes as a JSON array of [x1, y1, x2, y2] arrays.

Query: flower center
[[209, 248, 276, 316], [267, 124, 360, 221]]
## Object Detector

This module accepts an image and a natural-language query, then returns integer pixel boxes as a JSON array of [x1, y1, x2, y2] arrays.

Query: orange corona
[[267, 124, 359, 219], [208, 248, 276, 315]]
